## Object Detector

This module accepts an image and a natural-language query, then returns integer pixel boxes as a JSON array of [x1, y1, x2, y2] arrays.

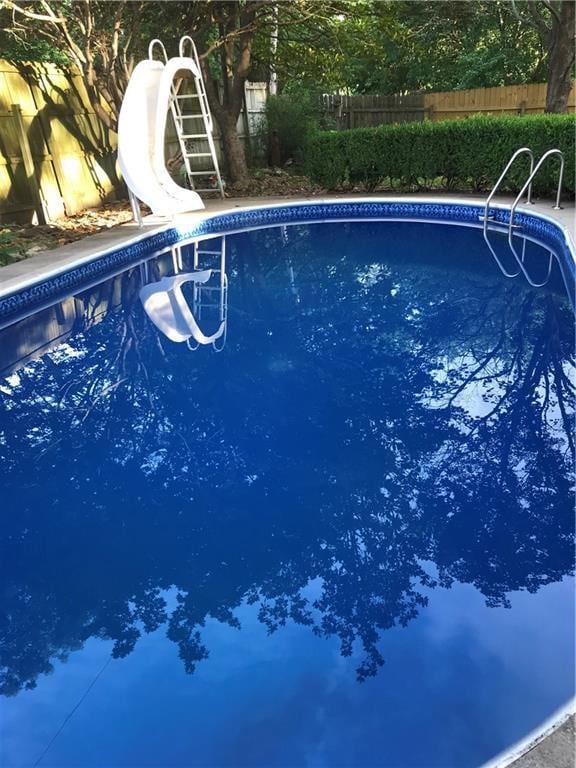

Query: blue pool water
[[0, 220, 574, 768]]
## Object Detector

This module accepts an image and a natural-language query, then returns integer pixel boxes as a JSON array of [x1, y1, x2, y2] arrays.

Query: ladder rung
[[193, 188, 221, 192], [180, 133, 210, 139], [175, 94, 199, 100], [185, 152, 213, 158], [188, 170, 217, 175], [196, 249, 222, 255]]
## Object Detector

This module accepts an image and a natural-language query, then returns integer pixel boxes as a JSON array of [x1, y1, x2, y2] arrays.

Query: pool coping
[[0, 193, 574, 765], [0, 195, 574, 333], [0, 194, 574, 304]]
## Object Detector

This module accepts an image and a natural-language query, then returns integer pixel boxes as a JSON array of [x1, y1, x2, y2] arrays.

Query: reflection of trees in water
[[0, 224, 574, 696]]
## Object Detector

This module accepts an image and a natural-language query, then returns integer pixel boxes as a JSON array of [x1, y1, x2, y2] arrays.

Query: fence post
[[11, 103, 48, 225]]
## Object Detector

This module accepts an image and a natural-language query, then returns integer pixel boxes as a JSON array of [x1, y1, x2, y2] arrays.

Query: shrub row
[[305, 114, 575, 196]]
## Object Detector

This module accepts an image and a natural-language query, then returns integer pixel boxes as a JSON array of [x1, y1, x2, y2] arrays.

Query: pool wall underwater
[[0, 197, 574, 768]]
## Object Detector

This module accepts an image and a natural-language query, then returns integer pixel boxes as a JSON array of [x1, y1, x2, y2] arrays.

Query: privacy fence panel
[[321, 93, 426, 129], [0, 59, 267, 222], [0, 60, 119, 223]]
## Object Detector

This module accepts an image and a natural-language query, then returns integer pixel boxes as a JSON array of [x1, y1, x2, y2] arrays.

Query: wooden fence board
[[322, 82, 575, 130]]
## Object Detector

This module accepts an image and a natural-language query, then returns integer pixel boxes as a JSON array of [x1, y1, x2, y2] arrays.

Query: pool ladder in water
[[480, 147, 564, 288]]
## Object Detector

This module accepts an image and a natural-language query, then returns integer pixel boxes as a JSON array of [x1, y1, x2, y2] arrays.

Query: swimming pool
[[0, 201, 574, 768]]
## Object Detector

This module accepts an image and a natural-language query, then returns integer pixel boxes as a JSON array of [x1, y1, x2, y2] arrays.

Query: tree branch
[[0, 0, 64, 22]]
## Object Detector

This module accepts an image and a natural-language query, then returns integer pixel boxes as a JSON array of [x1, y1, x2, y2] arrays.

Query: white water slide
[[118, 41, 217, 217]]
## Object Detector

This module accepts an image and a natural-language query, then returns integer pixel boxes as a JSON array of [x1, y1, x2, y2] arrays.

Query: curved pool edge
[[0, 197, 573, 327], [481, 700, 575, 768]]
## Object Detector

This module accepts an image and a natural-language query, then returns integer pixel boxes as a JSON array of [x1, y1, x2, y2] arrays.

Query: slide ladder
[[188, 235, 228, 351], [150, 37, 225, 199], [173, 37, 225, 198]]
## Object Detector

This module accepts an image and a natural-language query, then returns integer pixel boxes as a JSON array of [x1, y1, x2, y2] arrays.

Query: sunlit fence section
[[0, 60, 119, 223], [425, 82, 576, 121]]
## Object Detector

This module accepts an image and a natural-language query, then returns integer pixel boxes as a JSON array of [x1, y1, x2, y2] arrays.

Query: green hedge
[[305, 114, 575, 196]]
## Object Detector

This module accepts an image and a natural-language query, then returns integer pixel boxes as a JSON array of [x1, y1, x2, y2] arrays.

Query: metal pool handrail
[[506, 149, 564, 287], [509, 149, 565, 227], [482, 147, 535, 235]]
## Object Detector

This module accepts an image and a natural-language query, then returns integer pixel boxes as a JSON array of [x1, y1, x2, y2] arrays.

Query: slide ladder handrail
[[148, 39, 169, 62], [179, 35, 213, 133]]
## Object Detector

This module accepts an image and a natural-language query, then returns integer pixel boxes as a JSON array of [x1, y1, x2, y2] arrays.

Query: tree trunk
[[217, 112, 250, 189], [197, 2, 259, 190], [544, 1, 575, 113]]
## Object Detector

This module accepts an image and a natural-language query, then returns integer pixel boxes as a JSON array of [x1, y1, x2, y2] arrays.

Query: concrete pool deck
[[0, 191, 574, 767]]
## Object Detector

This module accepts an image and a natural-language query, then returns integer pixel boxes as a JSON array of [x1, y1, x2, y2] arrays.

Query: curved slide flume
[[117, 58, 205, 216]]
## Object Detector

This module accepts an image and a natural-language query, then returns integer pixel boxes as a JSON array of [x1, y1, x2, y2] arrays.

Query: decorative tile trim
[[0, 201, 573, 323]]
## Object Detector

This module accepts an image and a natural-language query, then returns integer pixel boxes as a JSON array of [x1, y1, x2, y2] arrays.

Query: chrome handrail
[[509, 149, 565, 229], [482, 147, 534, 235], [482, 227, 522, 279], [506, 149, 564, 287], [506, 232, 554, 288]]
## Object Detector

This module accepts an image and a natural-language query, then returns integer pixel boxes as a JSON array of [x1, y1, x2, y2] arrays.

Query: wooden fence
[[0, 60, 119, 223], [0, 59, 267, 223], [425, 82, 576, 121], [321, 93, 426, 129], [321, 82, 576, 129]]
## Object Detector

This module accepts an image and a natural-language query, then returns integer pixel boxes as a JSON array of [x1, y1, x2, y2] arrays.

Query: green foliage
[[0, 38, 70, 66], [0, 228, 30, 266], [264, 89, 323, 163], [305, 114, 575, 196], [256, 0, 546, 96]]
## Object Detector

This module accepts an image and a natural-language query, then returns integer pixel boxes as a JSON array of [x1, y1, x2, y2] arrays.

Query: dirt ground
[[0, 170, 324, 267]]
